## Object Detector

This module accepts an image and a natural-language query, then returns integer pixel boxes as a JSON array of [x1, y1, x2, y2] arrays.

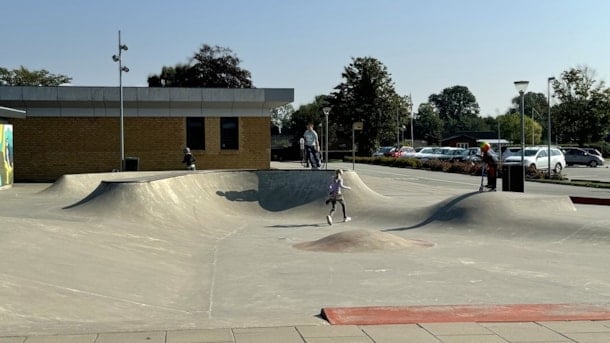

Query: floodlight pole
[[112, 30, 129, 170]]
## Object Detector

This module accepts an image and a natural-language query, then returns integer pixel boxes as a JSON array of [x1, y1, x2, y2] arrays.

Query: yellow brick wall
[[8, 116, 270, 181]]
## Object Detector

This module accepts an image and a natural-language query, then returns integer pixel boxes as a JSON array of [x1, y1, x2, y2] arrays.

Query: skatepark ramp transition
[[37, 169, 608, 242]]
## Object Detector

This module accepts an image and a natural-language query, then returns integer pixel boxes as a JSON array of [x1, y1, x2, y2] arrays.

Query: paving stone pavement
[[2, 321, 610, 342]]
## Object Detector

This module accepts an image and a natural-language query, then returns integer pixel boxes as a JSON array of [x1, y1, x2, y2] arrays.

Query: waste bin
[[501, 164, 524, 192], [124, 157, 140, 171]]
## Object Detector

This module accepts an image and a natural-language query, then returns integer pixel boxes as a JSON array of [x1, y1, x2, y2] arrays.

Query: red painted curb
[[321, 303, 610, 325], [570, 196, 610, 206]]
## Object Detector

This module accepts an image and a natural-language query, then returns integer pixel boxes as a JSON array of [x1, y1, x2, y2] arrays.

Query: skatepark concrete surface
[[1, 163, 610, 342]]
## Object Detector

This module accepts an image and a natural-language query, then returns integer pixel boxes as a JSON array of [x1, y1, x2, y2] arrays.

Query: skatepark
[[1, 163, 609, 342]]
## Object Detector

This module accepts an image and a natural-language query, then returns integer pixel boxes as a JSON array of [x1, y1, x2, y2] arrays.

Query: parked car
[[503, 146, 565, 172], [391, 146, 416, 158], [582, 148, 603, 157], [501, 146, 522, 161], [372, 146, 395, 157], [449, 147, 481, 163], [438, 147, 466, 161], [413, 147, 443, 160], [561, 147, 605, 167]]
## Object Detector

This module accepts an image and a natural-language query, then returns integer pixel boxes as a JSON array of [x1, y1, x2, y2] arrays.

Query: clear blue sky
[[2, 0, 609, 117]]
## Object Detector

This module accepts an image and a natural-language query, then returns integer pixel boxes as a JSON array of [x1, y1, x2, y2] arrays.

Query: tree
[[270, 104, 295, 134], [328, 56, 407, 155], [0, 66, 71, 86], [551, 66, 610, 145], [510, 92, 548, 116], [428, 85, 480, 136], [414, 103, 443, 145], [285, 95, 329, 142], [497, 112, 541, 145], [147, 44, 253, 88]]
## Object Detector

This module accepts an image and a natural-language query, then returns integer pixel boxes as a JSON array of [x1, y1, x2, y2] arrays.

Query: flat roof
[[0, 106, 26, 119], [0, 86, 294, 117]]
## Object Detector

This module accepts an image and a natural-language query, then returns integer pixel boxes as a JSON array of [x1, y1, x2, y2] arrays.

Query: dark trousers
[[487, 165, 497, 188], [327, 198, 347, 219], [305, 145, 320, 168]]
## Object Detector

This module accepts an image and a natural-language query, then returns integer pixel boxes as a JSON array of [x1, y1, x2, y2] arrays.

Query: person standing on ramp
[[325, 169, 351, 225], [303, 122, 321, 169], [480, 142, 498, 191]]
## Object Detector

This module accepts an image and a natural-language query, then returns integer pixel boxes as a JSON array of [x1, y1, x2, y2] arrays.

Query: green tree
[[497, 112, 541, 145], [510, 92, 548, 116], [428, 85, 480, 136], [551, 66, 610, 145], [414, 102, 443, 145], [0, 66, 71, 86], [328, 56, 407, 155], [285, 95, 329, 143], [270, 104, 295, 134], [147, 44, 253, 88]]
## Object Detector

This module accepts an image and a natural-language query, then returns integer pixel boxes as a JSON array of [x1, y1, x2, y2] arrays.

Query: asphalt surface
[[0, 162, 609, 342]]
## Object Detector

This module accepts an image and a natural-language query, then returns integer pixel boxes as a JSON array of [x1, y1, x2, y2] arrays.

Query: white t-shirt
[[303, 129, 318, 147]]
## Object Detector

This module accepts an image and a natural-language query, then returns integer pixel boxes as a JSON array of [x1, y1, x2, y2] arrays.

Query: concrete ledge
[[321, 303, 610, 325], [570, 196, 610, 206]]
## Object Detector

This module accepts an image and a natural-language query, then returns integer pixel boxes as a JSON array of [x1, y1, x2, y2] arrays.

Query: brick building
[[0, 86, 293, 181]]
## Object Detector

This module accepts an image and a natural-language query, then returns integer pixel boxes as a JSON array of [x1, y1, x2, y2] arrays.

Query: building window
[[186, 117, 205, 150], [221, 117, 239, 150], [457, 142, 469, 148]]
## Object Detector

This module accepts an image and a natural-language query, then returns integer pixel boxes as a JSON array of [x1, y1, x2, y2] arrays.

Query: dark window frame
[[220, 117, 239, 150], [186, 117, 205, 150]]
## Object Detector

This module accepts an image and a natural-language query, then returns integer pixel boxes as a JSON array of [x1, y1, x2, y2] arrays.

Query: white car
[[503, 147, 565, 172], [413, 147, 443, 160]]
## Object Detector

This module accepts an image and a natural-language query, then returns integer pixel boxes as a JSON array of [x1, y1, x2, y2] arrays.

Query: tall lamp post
[[112, 30, 129, 171], [323, 107, 331, 170], [409, 94, 414, 148], [514, 80, 529, 191], [547, 76, 555, 178]]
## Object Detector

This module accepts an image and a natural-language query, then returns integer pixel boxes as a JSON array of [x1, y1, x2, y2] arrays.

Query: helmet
[[480, 141, 490, 152]]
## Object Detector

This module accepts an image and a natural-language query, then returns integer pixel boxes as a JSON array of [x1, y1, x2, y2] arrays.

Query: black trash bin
[[501, 164, 524, 192], [124, 157, 139, 171]]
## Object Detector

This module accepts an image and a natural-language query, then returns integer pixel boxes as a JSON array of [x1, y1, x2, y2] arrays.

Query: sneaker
[[344, 217, 351, 222], [326, 215, 333, 226], [489, 188, 496, 192]]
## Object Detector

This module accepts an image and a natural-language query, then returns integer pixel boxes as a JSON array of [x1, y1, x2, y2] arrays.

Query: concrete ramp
[[1, 168, 610, 336]]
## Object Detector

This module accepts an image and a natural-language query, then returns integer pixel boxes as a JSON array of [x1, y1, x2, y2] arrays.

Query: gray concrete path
[[1, 162, 609, 342]]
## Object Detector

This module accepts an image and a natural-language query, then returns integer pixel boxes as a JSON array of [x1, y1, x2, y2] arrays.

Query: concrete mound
[[293, 229, 434, 253], [60, 170, 389, 228]]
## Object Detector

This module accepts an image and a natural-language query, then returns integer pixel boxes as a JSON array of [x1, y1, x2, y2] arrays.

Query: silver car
[[503, 147, 566, 172], [562, 147, 605, 167]]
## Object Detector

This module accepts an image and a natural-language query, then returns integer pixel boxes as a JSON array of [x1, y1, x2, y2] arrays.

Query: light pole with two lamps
[[322, 107, 331, 170], [112, 30, 129, 171], [547, 76, 555, 177], [514, 80, 529, 191]]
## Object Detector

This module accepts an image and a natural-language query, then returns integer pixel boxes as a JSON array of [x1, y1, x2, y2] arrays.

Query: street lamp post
[[409, 94, 414, 148], [112, 30, 129, 171], [323, 107, 331, 170], [547, 76, 555, 178], [514, 80, 529, 191]]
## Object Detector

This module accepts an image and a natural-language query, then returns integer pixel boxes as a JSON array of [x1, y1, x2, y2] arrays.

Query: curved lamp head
[[514, 80, 529, 93], [322, 107, 331, 115], [120, 44, 128, 51], [112, 55, 119, 62]]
